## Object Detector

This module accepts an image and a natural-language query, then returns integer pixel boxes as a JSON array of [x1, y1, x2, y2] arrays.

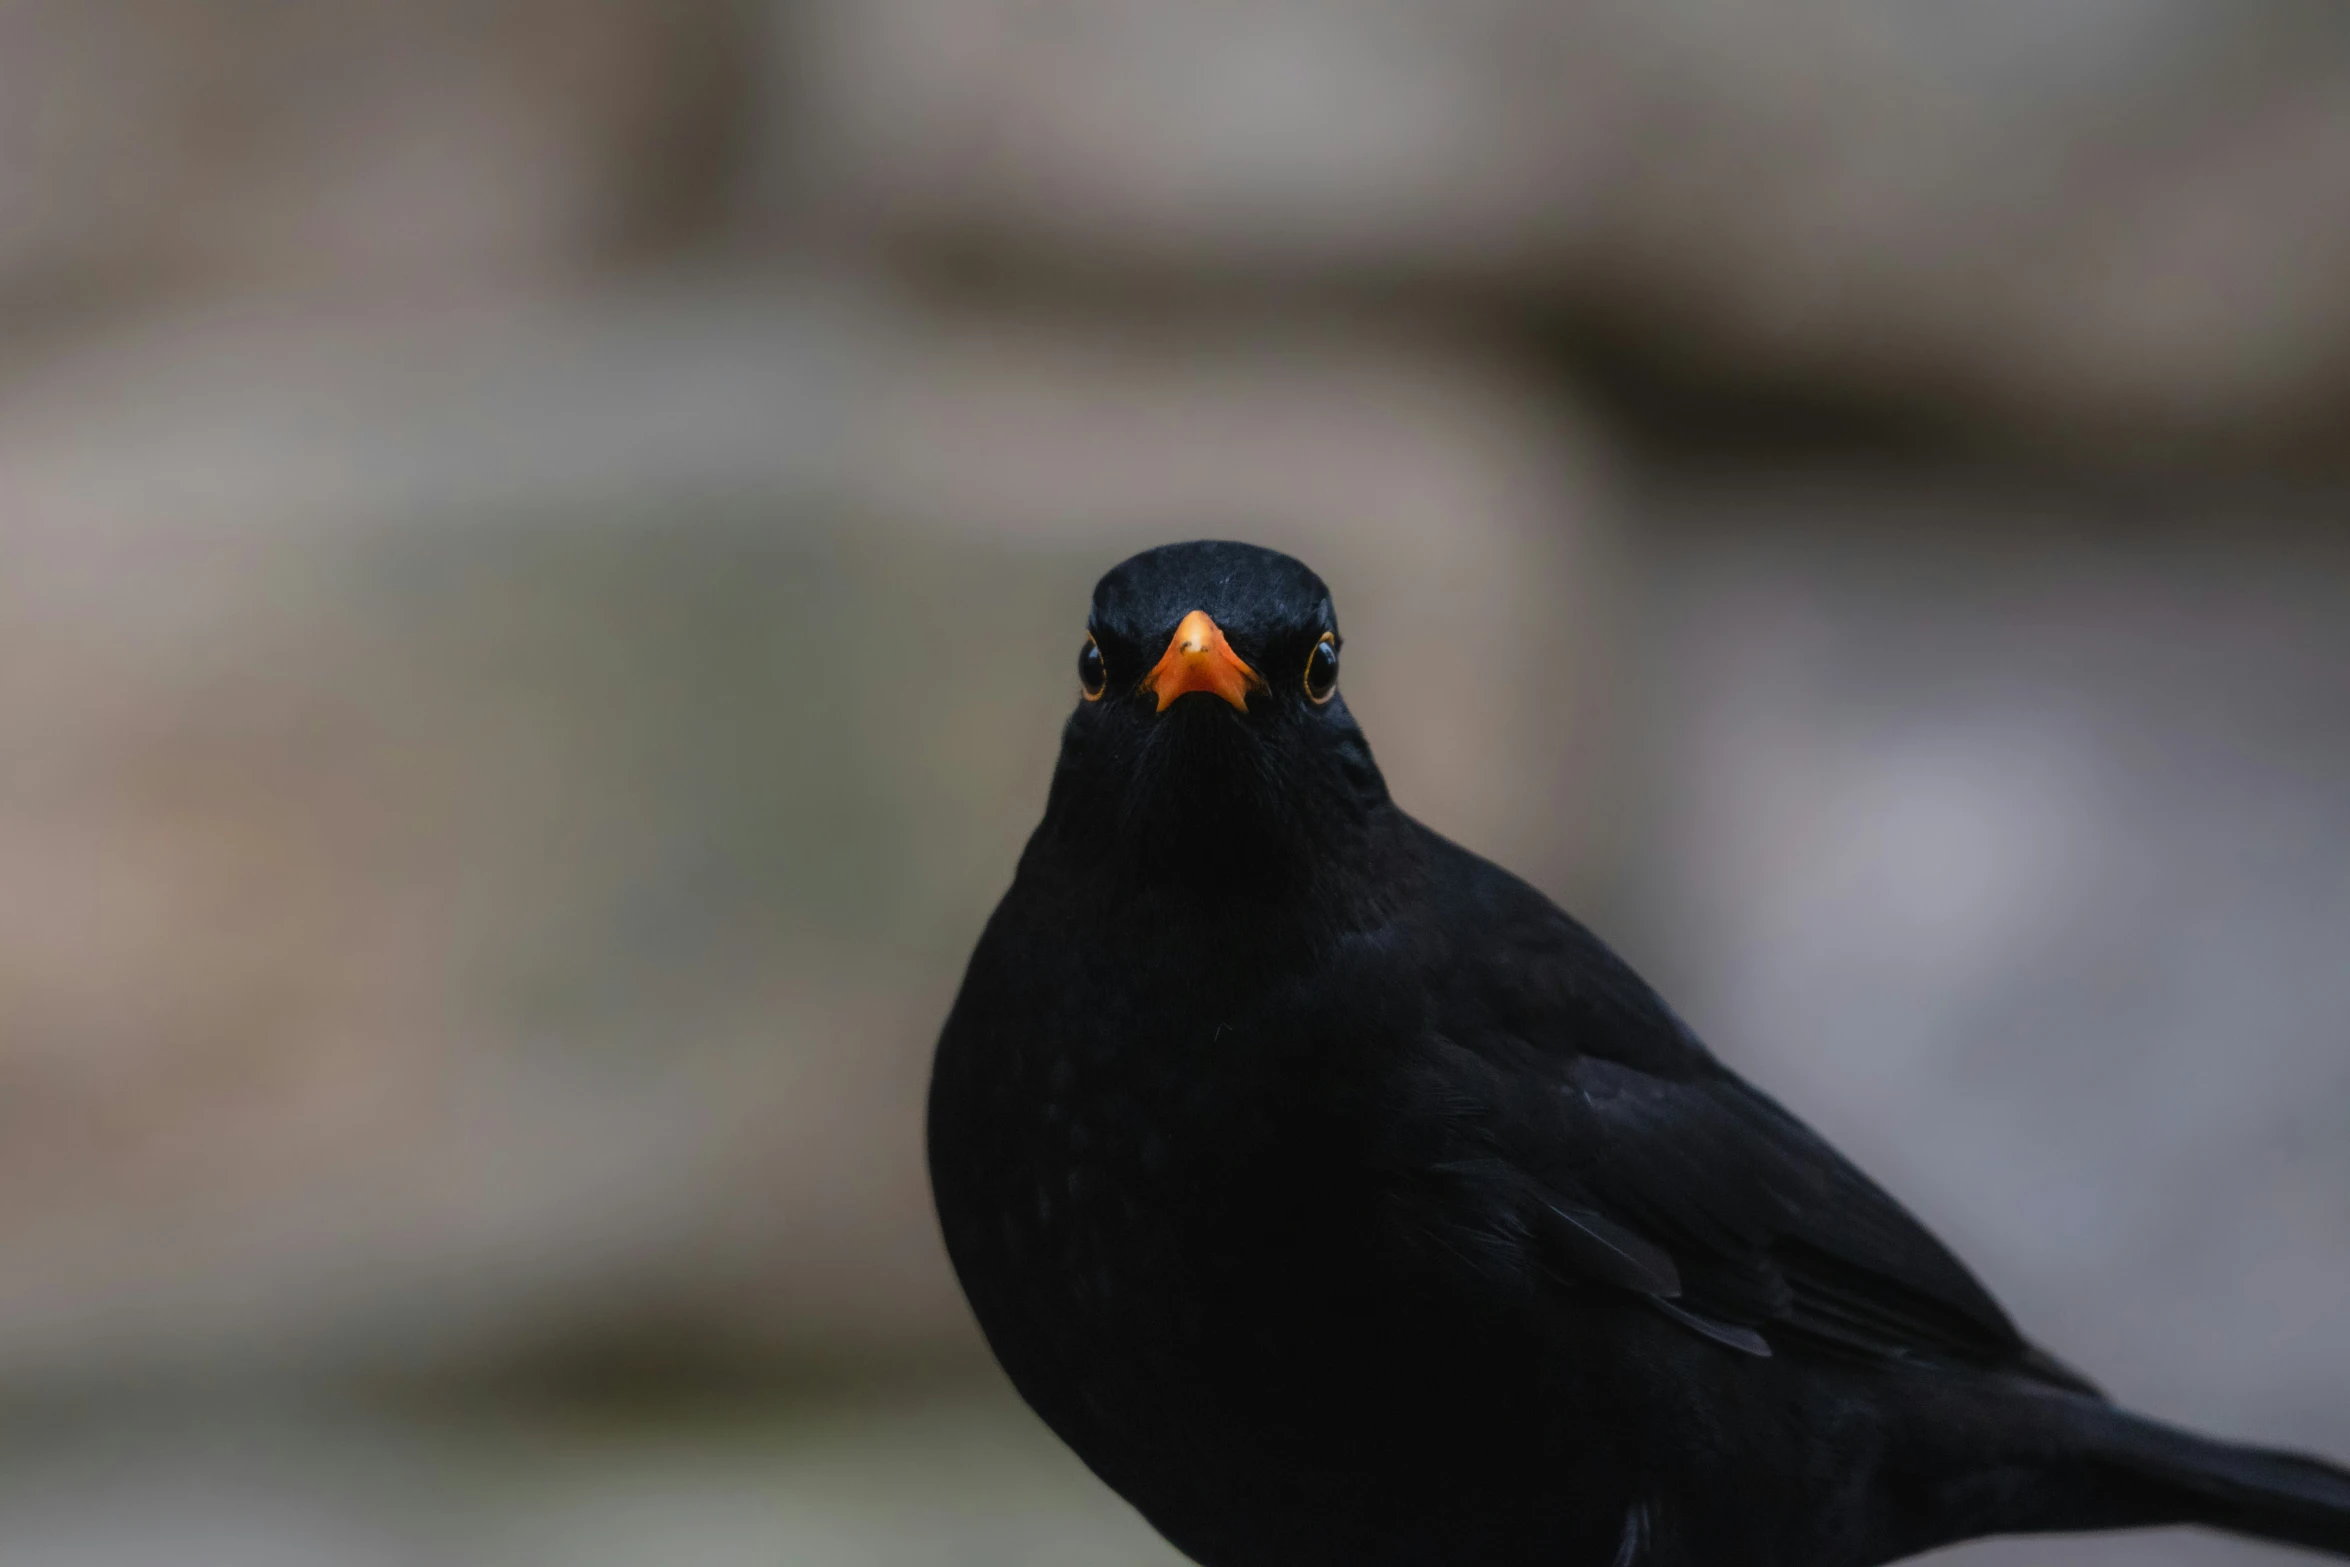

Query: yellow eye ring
[[1303, 633, 1339, 704]]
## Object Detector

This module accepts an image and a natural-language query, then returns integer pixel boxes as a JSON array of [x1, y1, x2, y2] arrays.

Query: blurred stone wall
[[791, 0, 2350, 456], [0, 284, 1617, 1389], [8, 1, 2350, 454], [0, 0, 748, 306]]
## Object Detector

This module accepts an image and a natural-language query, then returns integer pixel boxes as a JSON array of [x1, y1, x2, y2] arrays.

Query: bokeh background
[[3, 4, 2348, 1563]]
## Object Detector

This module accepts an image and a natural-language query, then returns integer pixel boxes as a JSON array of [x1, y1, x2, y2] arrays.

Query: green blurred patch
[[349, 507, 1093, 1045]]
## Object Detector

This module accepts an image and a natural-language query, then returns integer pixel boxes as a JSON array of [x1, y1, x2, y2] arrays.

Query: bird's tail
[[1965, 1393, 2350, 1560], [2078, 1404, 2350, 1559]]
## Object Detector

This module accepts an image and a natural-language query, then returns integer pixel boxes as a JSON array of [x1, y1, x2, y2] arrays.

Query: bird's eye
[[1078, 634, 1107, 700], [1303, 634, 1339, 704]]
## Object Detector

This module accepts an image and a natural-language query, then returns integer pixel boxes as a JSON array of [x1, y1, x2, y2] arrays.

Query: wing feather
[[1396, 826, 2089, 1391]]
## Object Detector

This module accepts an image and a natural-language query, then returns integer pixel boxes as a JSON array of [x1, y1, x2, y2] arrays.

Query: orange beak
[[1144, 609, 1263, 712]]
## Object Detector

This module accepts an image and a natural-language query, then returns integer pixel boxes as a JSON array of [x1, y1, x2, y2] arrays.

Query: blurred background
[[2, 3, 2347, 1563]]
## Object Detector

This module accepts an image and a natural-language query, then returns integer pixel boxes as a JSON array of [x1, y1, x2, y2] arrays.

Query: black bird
[[928, 539, 2350, 1566]]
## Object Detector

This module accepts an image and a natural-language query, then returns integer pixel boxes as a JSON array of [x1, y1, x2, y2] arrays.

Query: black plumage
[[927, 539, 2350, 1566]]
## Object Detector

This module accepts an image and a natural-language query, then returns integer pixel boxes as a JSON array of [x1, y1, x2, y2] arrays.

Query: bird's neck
[[1025, 786, 1413, 967]]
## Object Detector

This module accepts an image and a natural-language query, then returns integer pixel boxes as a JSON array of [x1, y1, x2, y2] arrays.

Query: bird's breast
[[931, 953, 1367, 1399]]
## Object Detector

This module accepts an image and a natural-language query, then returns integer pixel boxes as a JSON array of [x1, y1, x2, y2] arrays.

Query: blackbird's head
[[1037, 541, 1389, 886]]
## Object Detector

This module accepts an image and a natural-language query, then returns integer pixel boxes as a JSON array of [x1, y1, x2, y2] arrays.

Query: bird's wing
[[1384, 830, 2091, 1388]]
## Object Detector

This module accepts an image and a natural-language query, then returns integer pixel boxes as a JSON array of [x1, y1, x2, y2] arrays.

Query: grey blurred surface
[[1642, 482, 2350, 1566], [0, 1385, 1185, 1567], [2, 4, 2347, 1563]]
